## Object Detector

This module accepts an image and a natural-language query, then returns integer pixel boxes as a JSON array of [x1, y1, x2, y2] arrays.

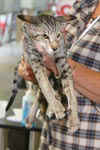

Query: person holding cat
[[19, 0, 100, 149]]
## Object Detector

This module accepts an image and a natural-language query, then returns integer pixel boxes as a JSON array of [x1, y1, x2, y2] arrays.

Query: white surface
[[7, 108, 22, 122], [7, 115, 22, 122], [0, 101, 8, 119], [13, 108, 22, 117]]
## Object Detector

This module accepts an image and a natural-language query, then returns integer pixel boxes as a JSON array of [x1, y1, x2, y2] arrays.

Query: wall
[[0, 0, 48, 14]]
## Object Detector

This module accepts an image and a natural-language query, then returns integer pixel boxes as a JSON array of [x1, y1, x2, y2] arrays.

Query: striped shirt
[[39, 1, 100, 150]]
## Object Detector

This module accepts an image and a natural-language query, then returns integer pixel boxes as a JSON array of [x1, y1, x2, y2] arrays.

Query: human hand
[[18, 57, 36, 82], [17, 56, 53, 82]]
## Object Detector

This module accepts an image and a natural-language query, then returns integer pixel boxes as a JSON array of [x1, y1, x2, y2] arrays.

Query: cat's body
[[19, 15, 75, 119]]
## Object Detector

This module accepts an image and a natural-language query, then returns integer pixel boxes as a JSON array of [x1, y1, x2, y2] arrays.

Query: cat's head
[[17, 14, 75, 55]]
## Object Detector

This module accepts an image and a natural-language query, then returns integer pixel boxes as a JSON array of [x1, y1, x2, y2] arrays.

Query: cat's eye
[[31, 34, 40, 40], [43, 34, 49, 39], [57, 33, 61, 39], [34, 35, 39, 38]]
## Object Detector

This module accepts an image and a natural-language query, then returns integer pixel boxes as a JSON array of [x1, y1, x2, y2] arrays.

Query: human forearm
[[68, 58, 100, 104], [74, 82, 100, 103]]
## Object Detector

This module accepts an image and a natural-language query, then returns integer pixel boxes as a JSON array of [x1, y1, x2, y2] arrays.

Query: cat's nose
[[51, 41, 58, 50]]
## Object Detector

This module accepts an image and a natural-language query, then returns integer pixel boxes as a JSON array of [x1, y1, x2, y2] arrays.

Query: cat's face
[[18, 15, 68, 56]]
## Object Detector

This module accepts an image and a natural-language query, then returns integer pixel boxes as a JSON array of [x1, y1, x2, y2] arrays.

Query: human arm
[[18, 57, 36, 82], [68, 58, 100, 104], [18, 55, 59, 81]]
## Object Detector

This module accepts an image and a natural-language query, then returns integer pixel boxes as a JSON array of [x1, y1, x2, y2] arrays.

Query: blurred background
[[0, 0, 75, 108]]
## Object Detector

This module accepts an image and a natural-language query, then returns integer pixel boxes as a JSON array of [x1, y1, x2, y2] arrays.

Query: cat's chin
[[47, 48, 54, 56]]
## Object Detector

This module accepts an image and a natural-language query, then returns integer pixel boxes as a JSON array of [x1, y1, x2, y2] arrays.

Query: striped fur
[[21, 15, 74, 119]]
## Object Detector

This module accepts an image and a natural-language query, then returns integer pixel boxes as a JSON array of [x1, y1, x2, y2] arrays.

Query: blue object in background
[[21, 81, 36, 128]]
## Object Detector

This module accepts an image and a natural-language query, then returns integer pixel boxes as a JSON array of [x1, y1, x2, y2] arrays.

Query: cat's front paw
[[52, 100, 66, 120], [46, 105, 66, 120]]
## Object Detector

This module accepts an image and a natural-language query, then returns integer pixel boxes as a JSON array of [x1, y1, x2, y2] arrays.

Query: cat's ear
[[16, 15, 40, 41], [56, 15, 76, 25], [17, 15, 41, 25], [56, 15, 76, 31]]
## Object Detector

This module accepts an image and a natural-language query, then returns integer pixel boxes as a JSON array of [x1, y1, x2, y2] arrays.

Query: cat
[[17, 14, 77, 120], [6, 14, 77, 122]]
